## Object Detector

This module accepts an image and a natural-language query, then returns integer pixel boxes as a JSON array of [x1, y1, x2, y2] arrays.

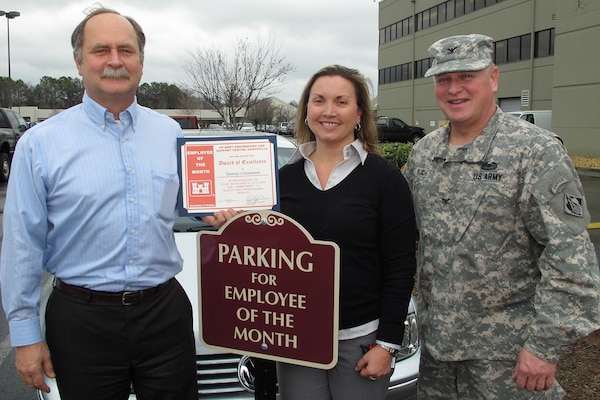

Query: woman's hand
[[354, 345, 393, 380]]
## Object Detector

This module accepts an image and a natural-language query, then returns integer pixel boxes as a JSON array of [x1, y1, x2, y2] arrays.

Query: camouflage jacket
[[403, 107, 600, 363]]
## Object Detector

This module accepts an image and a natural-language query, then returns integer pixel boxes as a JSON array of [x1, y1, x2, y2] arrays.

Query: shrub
[[381, 142, 414, 170]]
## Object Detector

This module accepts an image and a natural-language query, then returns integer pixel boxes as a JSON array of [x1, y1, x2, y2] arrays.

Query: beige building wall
[[378, 0, 600, 157], [552, 1, 600, 156]]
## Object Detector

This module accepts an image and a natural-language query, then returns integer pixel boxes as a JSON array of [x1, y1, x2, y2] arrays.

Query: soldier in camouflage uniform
[[403, 34, 600, 399]]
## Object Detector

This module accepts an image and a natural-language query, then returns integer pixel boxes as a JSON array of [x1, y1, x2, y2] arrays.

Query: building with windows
[[378, 0, 600, 156]]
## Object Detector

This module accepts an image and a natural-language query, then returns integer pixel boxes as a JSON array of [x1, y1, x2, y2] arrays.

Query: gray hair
[[71, 5, 146, 64]]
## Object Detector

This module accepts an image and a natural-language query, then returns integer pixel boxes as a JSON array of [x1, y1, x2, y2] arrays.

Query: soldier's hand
[[512, 348, 556, 391]]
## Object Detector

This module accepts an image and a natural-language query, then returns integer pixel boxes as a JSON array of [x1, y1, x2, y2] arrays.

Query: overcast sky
[[3, 0, 380, 104]]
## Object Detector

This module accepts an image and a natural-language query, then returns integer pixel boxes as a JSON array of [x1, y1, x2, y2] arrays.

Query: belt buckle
[[121, 291, 140, 305]]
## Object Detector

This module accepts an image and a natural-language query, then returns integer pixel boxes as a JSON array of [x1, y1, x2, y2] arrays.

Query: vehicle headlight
[[395, 311, 419, 361]]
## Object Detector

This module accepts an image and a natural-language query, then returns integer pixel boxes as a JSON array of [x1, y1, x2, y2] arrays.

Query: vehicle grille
[[197, 353, 250, 398]]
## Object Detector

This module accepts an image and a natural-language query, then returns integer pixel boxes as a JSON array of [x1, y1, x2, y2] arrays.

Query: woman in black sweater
[[205, 65, 416, 399], [275, 65, 416, 399]]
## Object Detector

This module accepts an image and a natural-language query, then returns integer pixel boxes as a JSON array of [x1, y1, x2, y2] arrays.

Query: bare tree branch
[[183, 34, 295, 127]]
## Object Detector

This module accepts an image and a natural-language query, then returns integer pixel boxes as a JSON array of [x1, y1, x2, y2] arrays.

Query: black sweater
[[279, 154, 416, 345]]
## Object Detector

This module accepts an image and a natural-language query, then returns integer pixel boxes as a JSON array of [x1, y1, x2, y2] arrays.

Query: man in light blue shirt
[[0, 6, 197, 399]]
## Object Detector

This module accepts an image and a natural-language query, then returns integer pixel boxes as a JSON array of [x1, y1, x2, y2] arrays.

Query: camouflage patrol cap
[[424, 34, 494, 77]]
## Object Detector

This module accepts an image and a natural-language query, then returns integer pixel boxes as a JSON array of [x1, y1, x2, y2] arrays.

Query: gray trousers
[[276, 331, 390, 400], [418, 346, 566, 399]]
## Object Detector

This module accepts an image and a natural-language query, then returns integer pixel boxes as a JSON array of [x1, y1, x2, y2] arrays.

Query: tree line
[[0, 76, 203, 110]]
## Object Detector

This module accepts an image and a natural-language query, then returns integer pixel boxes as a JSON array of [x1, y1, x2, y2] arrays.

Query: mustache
[[100, 68, 130, 79]]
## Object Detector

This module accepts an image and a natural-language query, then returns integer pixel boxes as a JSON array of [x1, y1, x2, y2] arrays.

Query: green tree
[[0, 77, 35, 107], [137, 82, 188, 109], [32, 76, 83, 109]]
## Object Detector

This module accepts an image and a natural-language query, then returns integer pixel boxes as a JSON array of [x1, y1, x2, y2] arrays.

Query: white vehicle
[[38, 133, 420, 399], [506, 110, 552, 131], [239, 122, 256, 132], [274, 122, 289, 135]]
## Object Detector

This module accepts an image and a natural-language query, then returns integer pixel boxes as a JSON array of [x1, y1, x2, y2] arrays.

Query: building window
[[390, 23, 397, 42], [494, 41, 507, 65], [379, 62, 414, 85], [507, 36, 522, 62], [455, 0, 465, 17], [420, 10, 429, 30], [438, 3, 447, 23], [379, 0, 505, 45], [403, 17, 413, 37], [401, 63, 412, 81], [430, 6, 439, 27], [494, 33, 531, 65], [465, 0, 475, 14], [520, 34, 531, 60], [414, 58, 433, 79], [535, 28, 555, 58], [446, 0, 455, 20]]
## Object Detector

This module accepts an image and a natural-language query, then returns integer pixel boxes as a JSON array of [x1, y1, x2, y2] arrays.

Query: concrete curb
[[577, 168, 600, 178]]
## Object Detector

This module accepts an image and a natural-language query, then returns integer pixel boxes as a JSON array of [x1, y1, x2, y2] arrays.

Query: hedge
[[381, 142, 414, 170]]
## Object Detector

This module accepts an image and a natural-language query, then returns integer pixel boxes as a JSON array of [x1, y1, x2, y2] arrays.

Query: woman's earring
[[304, 118, 309, 125], [355, 122, 362, 131]]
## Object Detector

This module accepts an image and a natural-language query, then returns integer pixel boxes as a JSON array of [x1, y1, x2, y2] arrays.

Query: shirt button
[[129, 198, 135, 203], [130, 229, 136, 234], [129, 259, 134, 265], [127, 166, 132, 173]]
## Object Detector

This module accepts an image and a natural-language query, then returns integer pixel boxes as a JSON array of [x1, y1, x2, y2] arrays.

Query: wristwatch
[[378, 344, 398, 356], [378, 344, 397, 368]]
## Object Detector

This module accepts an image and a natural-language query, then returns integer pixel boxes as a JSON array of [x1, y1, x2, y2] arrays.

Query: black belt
[[54, 278, 173, 305]]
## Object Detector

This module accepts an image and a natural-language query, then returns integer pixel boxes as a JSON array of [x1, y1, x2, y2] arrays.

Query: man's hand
[[201, 208, 244, 228], [16, 342, 55, 393], [512, 348, 556, 391]]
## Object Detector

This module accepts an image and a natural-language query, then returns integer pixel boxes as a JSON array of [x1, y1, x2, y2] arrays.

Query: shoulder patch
[[564, 193, 584, 217]]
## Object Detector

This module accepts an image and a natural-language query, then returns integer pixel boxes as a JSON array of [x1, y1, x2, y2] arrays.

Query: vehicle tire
[[410, 134, 423, 144], [0, 152, 10, 182]]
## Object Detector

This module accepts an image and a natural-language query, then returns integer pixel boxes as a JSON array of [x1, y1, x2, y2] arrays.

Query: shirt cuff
[[9, 317, 43, 347], [376, 339, 401, 351]]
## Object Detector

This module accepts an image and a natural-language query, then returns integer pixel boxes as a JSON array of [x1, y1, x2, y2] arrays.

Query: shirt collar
[[287, 139, 368, 165], [82, 92, 139, 131], [432, 106, 503, 163]]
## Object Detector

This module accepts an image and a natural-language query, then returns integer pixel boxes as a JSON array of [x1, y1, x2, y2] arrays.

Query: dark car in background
[[376, 116, 425, 144]]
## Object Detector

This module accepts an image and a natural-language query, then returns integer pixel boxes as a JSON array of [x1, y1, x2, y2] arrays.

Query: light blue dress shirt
[[0, 93, 184, 346]]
